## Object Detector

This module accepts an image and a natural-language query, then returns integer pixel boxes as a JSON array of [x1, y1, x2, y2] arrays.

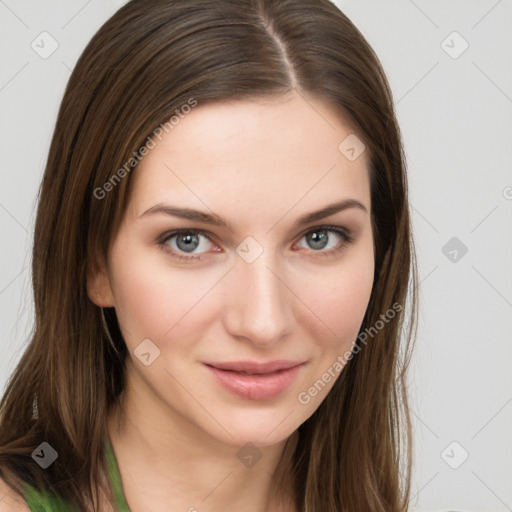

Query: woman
[[0, 0, 418, 510]]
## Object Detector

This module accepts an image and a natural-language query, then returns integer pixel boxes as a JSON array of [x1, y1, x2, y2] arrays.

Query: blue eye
[[297, 226, 352, 253], [158, 229, 214, 261], [157, 225, 354, 262]]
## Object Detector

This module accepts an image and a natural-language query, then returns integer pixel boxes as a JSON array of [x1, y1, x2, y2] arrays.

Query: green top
[[21, 436, 132, 511]]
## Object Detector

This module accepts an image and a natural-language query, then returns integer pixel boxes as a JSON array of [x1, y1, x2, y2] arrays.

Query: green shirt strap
[[104, 435, 132, 511], [21, 480, 73, 511], [20, 436, 132, 511]]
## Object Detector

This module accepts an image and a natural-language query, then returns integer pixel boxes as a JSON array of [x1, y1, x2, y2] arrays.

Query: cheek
[[293, 253, 374, 407], [107, 240, 218, 346], [296, 251, 374, 349]]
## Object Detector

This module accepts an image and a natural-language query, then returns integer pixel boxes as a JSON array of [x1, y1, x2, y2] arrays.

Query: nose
[[223, 249, 294, 348]]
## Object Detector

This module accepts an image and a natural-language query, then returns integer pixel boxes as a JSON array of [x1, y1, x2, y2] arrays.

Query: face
[[90, 90, 375, 448]]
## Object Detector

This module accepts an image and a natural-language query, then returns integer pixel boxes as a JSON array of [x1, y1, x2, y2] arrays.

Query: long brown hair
[[0, 0, 418, 510]]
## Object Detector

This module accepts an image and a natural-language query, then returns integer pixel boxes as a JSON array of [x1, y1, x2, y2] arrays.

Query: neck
[[106, 359, 299, 512]]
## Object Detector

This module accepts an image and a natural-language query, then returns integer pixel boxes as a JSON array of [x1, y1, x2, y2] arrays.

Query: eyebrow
[[139, 198, 368, 230]]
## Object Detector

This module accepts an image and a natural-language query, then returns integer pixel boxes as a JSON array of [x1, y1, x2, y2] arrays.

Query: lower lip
[[203, 363, 304, 401]]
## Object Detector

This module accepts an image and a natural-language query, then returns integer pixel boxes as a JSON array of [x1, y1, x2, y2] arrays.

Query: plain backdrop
[[1, 1, 511, 511]]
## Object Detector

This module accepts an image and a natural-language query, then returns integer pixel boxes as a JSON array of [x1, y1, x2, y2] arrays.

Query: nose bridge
[[225, 242, 293, 345]]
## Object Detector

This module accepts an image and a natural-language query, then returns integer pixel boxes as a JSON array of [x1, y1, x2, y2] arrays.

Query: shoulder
[[0, 476, 30, 512]]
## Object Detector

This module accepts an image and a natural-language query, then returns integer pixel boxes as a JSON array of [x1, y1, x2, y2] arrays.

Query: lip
[[204, 360, 304, 373], [203, 361, 305, 401]]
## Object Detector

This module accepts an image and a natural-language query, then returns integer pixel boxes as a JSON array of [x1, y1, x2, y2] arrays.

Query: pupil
[[177, 233, 199, 252], [308, 231, 328, 250]]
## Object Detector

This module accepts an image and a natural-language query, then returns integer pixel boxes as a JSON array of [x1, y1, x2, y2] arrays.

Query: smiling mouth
[[226, 369, 285, 376], [203, 359, 305, 374], [203, 362, 305, 401]]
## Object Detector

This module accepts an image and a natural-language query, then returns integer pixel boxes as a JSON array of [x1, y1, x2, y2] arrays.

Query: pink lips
[[203, 360, 305, 401]]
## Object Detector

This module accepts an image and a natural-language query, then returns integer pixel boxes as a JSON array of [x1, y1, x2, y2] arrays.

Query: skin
[[88, 89, 375, 512]]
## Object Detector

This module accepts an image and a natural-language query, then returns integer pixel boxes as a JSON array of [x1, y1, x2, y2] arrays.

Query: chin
[[196, 404, 305, 449]]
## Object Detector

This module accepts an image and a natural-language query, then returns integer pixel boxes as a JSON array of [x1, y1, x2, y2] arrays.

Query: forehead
[[126, 92, 371, 225]]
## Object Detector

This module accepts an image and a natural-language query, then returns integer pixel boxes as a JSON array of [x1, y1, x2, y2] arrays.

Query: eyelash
[[157, 225, 355, 262]]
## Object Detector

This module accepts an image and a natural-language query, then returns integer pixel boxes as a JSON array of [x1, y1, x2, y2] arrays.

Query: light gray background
[[1, 1, 511, 510]]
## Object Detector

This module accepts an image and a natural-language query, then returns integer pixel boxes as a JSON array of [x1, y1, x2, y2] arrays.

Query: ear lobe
[[86, 256, 115, 307]]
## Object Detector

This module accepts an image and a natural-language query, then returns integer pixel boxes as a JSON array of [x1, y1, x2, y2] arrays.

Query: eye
[[295, 225, 354, 259], [157, 225, 354, 262], [158, 229, 216, 261]]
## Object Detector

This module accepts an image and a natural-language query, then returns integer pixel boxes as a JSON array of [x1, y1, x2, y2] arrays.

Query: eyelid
[[157, 228, 216, 245], [296, 224, 353, 242]]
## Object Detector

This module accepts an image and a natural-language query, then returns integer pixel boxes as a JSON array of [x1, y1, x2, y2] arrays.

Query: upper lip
[[204, 360, 304, 374]]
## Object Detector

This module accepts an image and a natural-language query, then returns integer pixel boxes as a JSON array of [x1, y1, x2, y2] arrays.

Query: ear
[[86, 253, 115, 308]]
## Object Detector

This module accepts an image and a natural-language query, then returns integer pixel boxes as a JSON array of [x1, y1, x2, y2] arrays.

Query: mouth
[[203, 360, 304, 374], [202, 361, 305, 401]]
